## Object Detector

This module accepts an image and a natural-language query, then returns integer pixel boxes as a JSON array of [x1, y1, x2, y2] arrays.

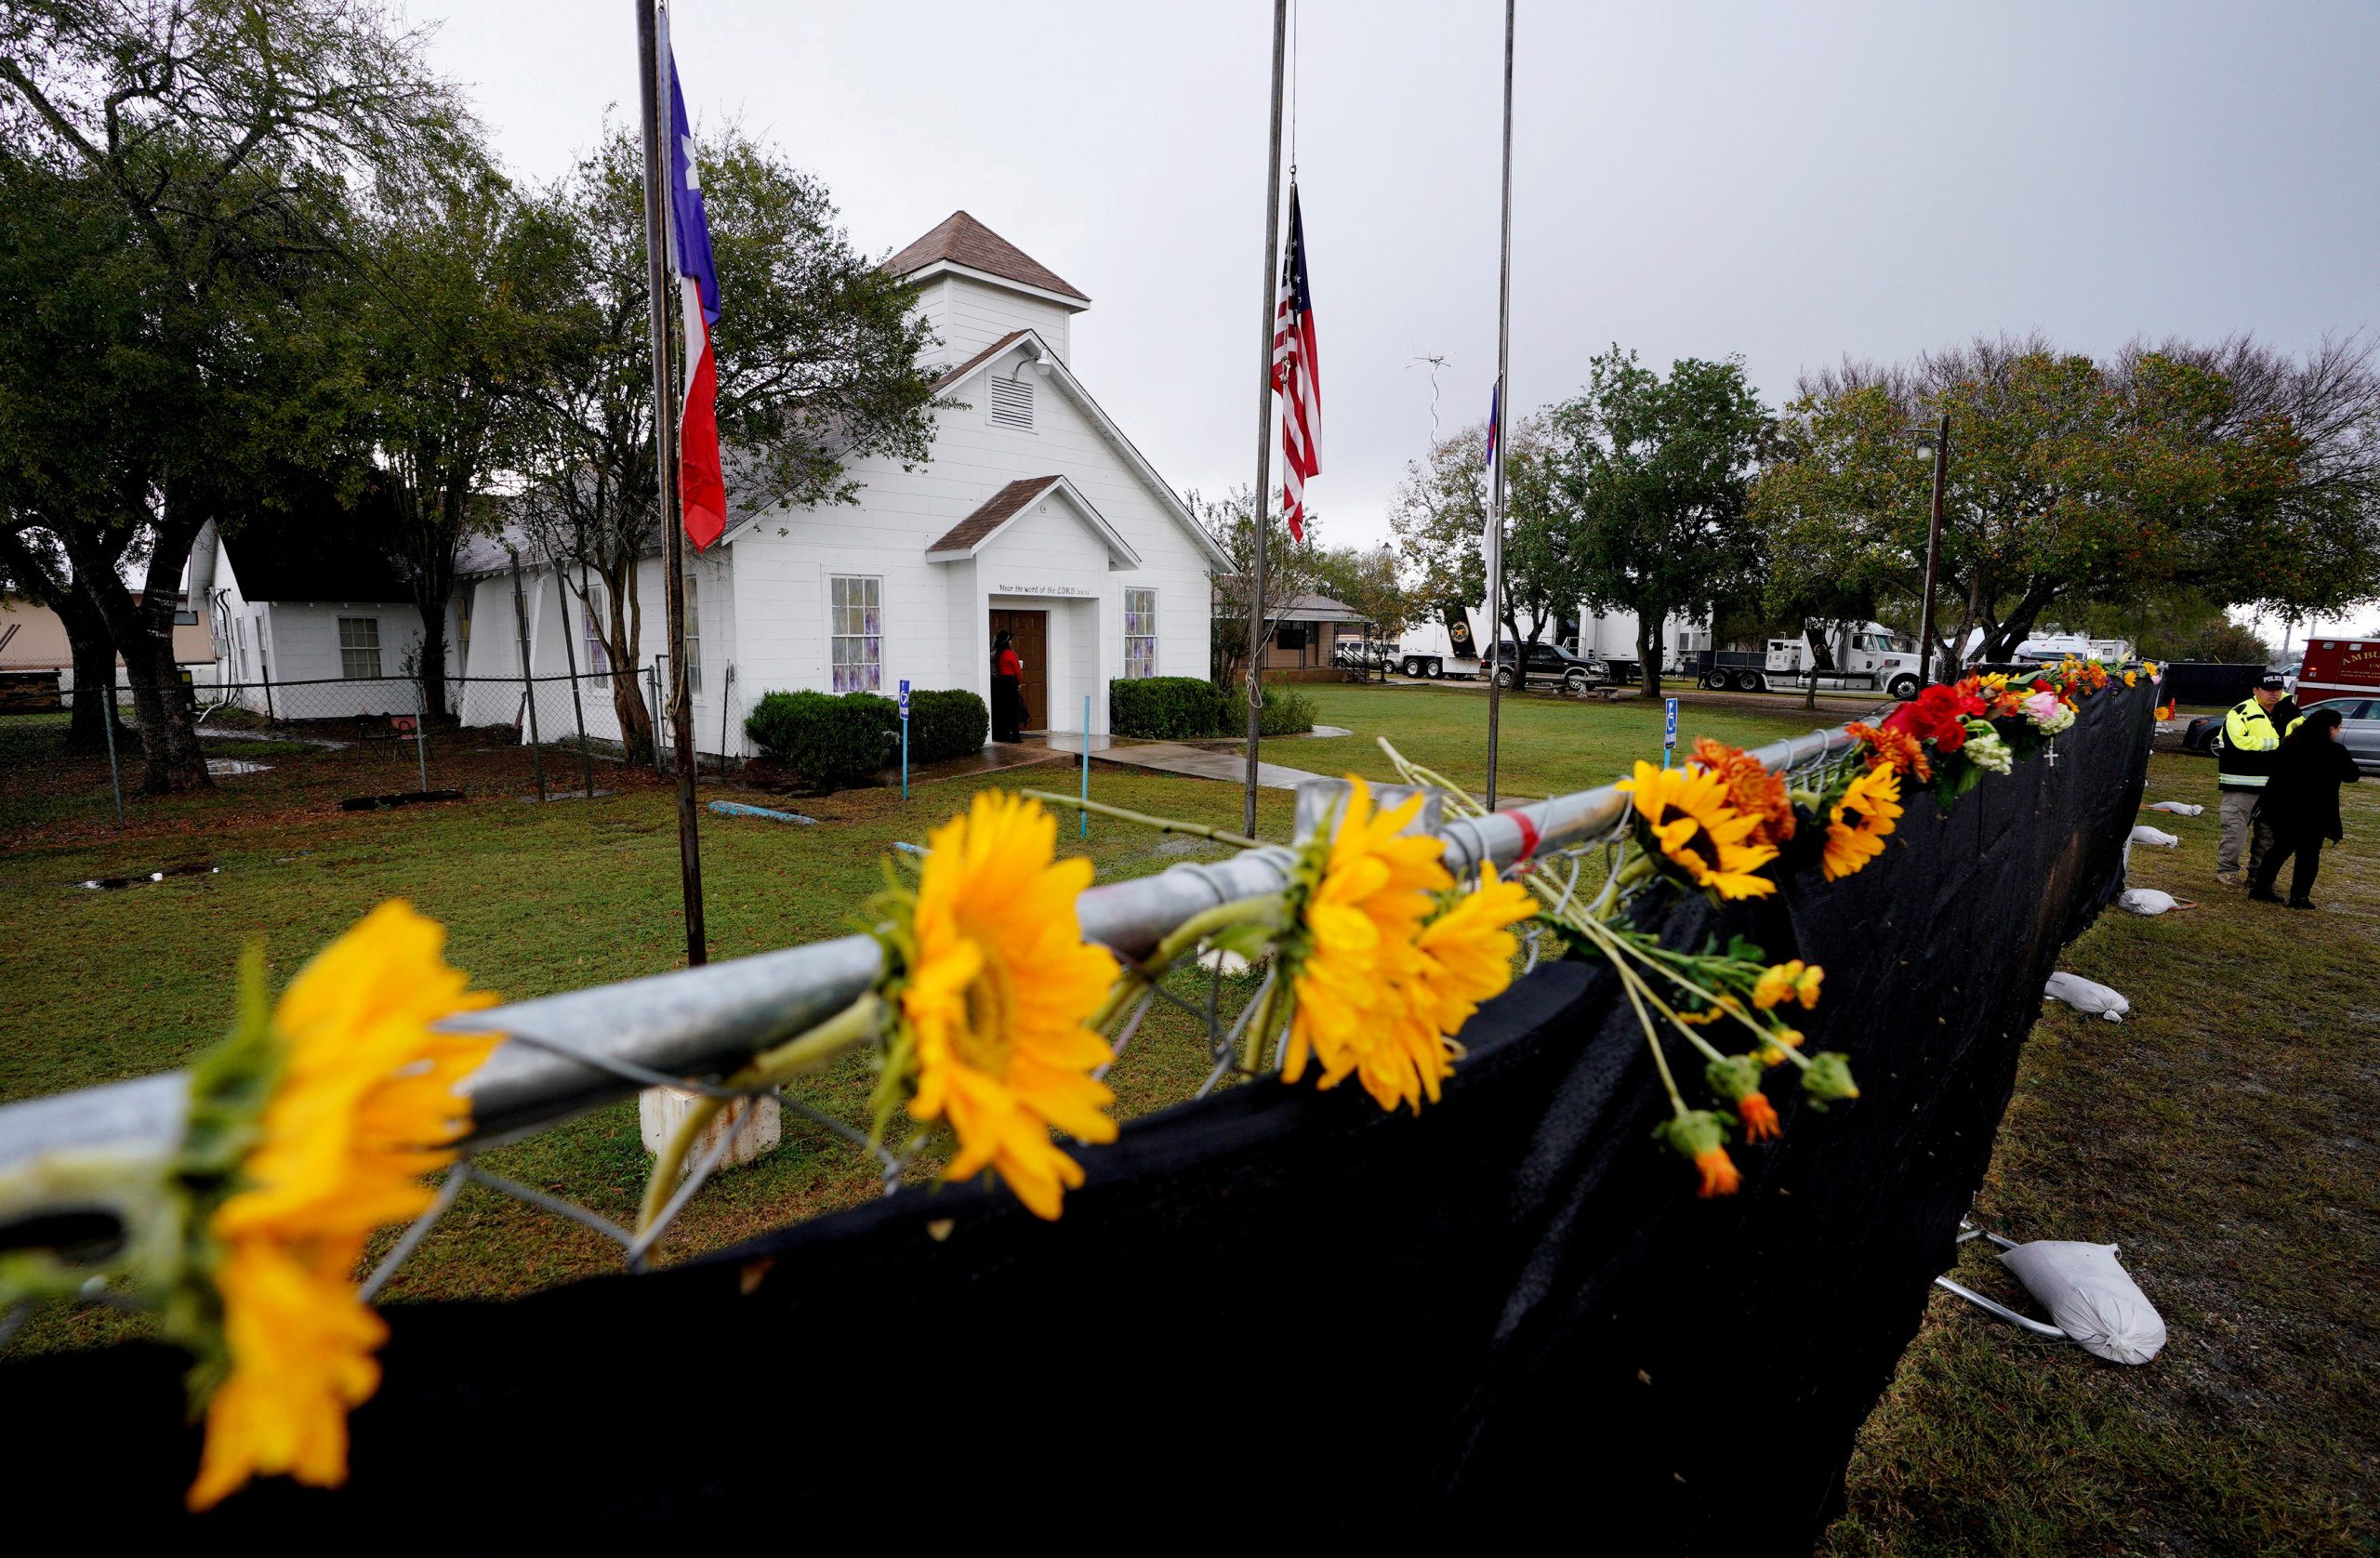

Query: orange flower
[[1736, 1091, 1780, 1142], [1694, 1147, 1742, 1196], [1691, 737, 1795, 846], [1845, 722, 1932, 784], [1760, 1025, 1805, 1067]]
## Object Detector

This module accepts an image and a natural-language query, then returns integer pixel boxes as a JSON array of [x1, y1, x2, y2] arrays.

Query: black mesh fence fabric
[[0, 687, 2152, 1550]]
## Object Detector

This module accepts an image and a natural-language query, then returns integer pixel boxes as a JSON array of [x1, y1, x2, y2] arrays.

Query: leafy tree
[[1308, 543, 1409, 677], [1542, 349, 1770, 695], [359, 175, 578, 720], [1388, 415, 1579, 649], [1199, 486, 1324, 688], [518, 125, 937, 761], [1752, 335, 2363, 667], [0, 0, 469, 789]]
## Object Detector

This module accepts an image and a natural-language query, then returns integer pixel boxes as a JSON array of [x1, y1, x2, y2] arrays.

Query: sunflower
[[1821, 763, 1903, 881], [1691, 737, 1795, 847], [189, 901, 499, 1511], [1278, 777, 1454, 1110], [895, 790, 1119, 1221], [1616, 761, 1779, 900], [1382, 867, 1540, 1108]]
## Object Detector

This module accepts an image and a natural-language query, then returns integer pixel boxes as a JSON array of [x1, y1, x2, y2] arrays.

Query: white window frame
[[829, 574, 882, 693], [337, 616, 382, 680], [581, 577, 611, 677], [682, 574, 701, 693], [1124, 587, 1157, 680]]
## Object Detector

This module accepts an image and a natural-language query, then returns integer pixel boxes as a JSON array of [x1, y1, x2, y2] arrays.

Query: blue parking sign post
[[898, 679, 910, 800], [1663, 695, 1678, 769]]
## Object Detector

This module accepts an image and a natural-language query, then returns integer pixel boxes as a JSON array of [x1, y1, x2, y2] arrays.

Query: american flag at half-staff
[[1270, 182, 1319, 543], [661, 5, 725, 551]]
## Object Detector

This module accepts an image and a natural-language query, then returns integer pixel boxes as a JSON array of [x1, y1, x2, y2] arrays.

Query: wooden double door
[[988, 608, 1049, 733]]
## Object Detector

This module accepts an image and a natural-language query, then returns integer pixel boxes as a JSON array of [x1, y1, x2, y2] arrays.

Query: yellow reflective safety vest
[[2216, 697, 2280, 789]]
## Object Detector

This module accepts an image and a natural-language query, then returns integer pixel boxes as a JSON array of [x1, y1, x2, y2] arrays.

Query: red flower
[[1736, 1091, 1780, 1143], [1882, 683, 1983, 753]]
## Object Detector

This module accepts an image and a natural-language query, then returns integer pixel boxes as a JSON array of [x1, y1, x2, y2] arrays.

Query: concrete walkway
[[1033, 733, 1332, 794]]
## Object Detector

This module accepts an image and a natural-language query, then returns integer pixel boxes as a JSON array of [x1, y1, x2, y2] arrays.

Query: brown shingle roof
[[885, 211, 1089, 304], [929, 329, 1028, 390], [926, 477, 1064, 557]]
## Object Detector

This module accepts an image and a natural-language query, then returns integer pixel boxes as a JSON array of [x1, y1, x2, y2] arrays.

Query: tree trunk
[[602, 558, 654, 763], [66, 515, 210, 793], [1637, 614, 1663, 699], [60, 592, 124, 754], [411, 574, 452, 725]]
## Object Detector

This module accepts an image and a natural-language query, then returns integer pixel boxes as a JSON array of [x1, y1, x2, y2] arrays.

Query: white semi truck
[[1395, 605, 1488, 680], [1753, 622, 1926, 699]]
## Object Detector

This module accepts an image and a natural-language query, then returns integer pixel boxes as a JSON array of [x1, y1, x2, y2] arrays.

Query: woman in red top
[[991, 630, 1025, 742]]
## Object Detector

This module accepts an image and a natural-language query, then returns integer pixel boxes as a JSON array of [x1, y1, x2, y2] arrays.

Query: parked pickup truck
[[1482, 640, 1609, 693]]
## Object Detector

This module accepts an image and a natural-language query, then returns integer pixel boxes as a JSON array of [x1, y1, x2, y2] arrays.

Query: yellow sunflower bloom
[[1279, 776, 1454, 1110], [1387, 867, 1540, 1108], [900, 790, 1119, 1221], [1615, 761, 1779, 900], [192, 901, 499, 1511], [1820, 764, 1903, 882], [1752, 959, 1823, 1011]]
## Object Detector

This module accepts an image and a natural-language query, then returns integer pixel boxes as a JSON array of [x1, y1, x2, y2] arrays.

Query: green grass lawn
[[1825, 749, 2380, 1555], [8, 687, 2371, 1547]]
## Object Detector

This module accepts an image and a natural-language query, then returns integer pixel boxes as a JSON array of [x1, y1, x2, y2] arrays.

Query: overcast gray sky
[[411, 0, 2380, 615]]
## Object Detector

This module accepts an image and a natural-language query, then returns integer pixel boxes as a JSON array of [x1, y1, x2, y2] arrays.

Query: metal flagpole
[[1484, 0, 1516, 812], [1244, 0, 1289, 838], [639, 0, 707, 967]]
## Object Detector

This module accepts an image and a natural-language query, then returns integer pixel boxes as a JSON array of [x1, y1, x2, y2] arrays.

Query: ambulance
[[2293, 638, 2380, 709]]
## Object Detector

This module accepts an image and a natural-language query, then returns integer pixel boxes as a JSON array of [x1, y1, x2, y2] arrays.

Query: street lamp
[[1912, 413, 1951, 685]]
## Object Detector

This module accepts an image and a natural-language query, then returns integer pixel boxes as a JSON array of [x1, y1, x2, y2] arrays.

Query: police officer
[[2214, 671, 2296, 883]]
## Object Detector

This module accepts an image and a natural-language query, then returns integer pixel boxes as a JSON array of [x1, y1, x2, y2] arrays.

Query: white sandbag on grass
[[2044, 970, 2130, 1021], [2144, 800, 2203, 816], [1998, 1241, 2167, 1364], [2129, 824, 2180, 848]]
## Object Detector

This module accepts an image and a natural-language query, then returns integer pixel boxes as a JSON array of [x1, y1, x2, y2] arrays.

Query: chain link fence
[[0, 665, 729, 837]]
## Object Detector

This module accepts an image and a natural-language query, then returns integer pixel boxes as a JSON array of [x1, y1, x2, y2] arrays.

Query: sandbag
[[2129, 824, 2180, 848], [2143, 800, 2203, 816], [2119, 888, 2177, 916], [1998, 1240, 2167, 1364], [2044, 970, 2129, 1021]]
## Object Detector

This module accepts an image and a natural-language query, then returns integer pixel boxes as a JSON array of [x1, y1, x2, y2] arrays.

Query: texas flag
[[661, 7, 724, 551]]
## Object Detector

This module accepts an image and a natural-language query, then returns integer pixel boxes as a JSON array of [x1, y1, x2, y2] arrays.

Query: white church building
[[451, 210, 1228, 754]]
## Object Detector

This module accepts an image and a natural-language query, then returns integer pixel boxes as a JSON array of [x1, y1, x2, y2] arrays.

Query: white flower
[[2022, 691, 2075, 734], [1963, 720, 2014, 774]]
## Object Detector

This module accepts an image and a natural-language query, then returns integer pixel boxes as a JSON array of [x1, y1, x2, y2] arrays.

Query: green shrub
[[1112, 675, 1232, 739], [743, 689, 900, 787], [1257, 685, 1316, 737], [905, 687, 988, 761]]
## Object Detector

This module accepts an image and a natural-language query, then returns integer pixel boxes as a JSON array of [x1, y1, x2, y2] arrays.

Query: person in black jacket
[[2248, 706, 2360, 909]]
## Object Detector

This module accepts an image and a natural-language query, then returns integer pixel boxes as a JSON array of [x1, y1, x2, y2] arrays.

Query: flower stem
[[636, 993, 884, 1234], [1088, 893, 1285, 1030], [1021, 788, 1262, 851]]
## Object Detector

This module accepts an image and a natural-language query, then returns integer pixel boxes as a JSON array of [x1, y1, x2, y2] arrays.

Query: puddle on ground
[[205, 758, 271, 776], [77, 861, 219, 891]]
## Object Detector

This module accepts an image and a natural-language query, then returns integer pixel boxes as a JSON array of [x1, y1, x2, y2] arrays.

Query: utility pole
[[1242, 0, 1289, 838], [1916, 411, 1950, 686], [638, 0, 707, 966], [1484, 0, 1516, 811]]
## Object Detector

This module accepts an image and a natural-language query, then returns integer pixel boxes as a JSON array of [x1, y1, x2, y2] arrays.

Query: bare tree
[[1199, 486, 1325, 688]]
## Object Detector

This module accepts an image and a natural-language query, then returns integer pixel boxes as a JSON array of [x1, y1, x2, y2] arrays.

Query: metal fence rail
[[0, 722, 1867, 1194]]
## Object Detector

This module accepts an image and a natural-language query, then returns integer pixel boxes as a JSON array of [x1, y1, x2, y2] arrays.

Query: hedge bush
[[1257, 685, 1316, 737], [1108, 677, 1314, 739], [906, 687, 989, 761], [744, 689, 900, 787], [1111, 676, 1233, 739]]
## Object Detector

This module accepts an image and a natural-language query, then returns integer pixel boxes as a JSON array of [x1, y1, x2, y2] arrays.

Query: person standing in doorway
[[2248, 706, 2359, 909], [990, 629, 1024, 744], [2214, 671, 2290, 883]]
